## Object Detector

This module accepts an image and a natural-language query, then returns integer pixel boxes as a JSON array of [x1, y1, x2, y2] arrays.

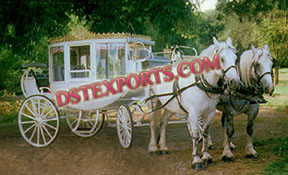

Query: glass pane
[[96, 43, 125, 79], [70, 45, 90, 78], [51, 46, 64, 81], [128, 48, 150, 60]]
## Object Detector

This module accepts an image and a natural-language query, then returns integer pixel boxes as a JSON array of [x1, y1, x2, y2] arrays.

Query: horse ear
[[213, 37, 219, 46], [264, 44, 269, 52], [226, 37, 233, 46], [251, 44, 256, 54]]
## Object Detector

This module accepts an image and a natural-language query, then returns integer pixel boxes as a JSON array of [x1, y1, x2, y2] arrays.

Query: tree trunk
[[275, 67, 279, 85]]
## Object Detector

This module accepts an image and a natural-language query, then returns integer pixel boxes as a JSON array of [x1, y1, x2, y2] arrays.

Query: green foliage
[[216, 0, 286, 22], [72, 0, 199, 51], [252, 8, 288, 67], [0, 1, 71, 94], [263, 137, 288, 175], [217, 1, 288, 67]]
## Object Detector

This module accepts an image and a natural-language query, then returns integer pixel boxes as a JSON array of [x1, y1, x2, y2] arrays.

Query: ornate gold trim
[[49, 29, 151, 44]]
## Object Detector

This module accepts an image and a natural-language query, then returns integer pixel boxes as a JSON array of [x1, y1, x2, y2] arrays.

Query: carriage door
[[69, 45, 92, 80], [95, 43, 125, 79]]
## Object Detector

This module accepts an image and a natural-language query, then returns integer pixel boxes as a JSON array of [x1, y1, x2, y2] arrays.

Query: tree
[[252, 8, 288, 84]]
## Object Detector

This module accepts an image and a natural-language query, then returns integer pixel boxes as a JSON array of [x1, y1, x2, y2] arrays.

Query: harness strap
[[195, 75, 224, 94], [143, 79, 200, 114], [173, 80, 189, 113]]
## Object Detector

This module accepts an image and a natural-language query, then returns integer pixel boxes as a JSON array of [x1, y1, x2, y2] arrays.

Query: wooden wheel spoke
[[126, 130, 131, 138], [31, 99, 39, 116], [43, 122, 57, 130], [29, 125, 37, 140], [40, 126, 47, 144], [21, 120, 35, 124], [38, 98, 41, 116], [42, 118, 57, 122], [42, 108, 54, 119], [88, 121, 95, 126], [37, 126, 40, 145], [24, 123, 36, 134], [21, 112, 35, 121], [42, 125, 53, 139], [24, 104, 37, 118], [40, 101, 48, 117], [70, 119, 77, 127]]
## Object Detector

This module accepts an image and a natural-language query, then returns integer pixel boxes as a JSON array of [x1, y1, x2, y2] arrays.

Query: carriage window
[[51, 46, 64, 81], [96, 43, 125, 79], [70, 45, 90, 78], [128, 48, 150, 60]]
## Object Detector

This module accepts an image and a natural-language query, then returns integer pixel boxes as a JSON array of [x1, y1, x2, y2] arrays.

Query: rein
[[142, 79, 200, 114]]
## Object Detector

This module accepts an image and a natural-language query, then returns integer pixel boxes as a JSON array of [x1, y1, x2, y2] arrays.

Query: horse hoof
[[222, 156, 234, 162], [193, 163, 205, 170], [208, 145, 215, 150], [149, 151, 161, 156], [246, 154, 258, 159], [160, 150, 171, 155], [203, 159, 214, 166]]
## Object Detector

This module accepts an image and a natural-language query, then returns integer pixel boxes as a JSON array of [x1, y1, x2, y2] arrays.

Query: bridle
[[251, 51, 273, 86], [216, 47, 238, 90], [222, 65, 238, 77]]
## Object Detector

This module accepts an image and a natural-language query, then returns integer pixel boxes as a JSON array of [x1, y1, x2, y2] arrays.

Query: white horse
[[147, 37, 240, 169], [208, 44, 274, 161]]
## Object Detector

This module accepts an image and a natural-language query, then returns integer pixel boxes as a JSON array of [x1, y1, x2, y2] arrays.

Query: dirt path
[[0, 107, 287, 175]]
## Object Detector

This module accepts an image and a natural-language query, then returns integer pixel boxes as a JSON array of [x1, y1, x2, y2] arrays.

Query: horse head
[[250, 44, 274, 95], [211, 37, 240, 89]]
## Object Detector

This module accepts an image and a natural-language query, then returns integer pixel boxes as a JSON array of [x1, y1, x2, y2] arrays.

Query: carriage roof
[[49, 29, 154, 45]]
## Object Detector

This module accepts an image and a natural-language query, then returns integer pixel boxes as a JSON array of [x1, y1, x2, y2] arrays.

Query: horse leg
[[221, 112, 236, 150], [201, 112, 215, 165], [148, 100, 161, 154], [245, 105, 259, 158], [189, 111, 205, 170], [158, 109, 173, 154], [207, 128, 215, 150], [221, 112, 235, 161]]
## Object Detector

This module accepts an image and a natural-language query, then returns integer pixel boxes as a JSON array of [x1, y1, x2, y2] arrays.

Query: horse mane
[[200, 42, 235, 60], [239, 49, 263, 86]]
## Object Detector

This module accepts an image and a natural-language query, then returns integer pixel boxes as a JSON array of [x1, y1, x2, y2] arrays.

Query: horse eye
[[221, 58, 224, 62], [255, 63, 260, 67]]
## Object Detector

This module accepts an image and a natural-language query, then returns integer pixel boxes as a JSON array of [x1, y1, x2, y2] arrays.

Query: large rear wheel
[[18, 95, 59, 147]]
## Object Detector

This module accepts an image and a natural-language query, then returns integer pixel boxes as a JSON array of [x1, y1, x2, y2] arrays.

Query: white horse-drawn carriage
[[19, 31, 196, 148], [19, 29, 274, 169]]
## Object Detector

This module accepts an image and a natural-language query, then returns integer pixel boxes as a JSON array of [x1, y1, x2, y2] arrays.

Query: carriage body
[[19, 32, 172, 148], [21, 33, 172, 110]]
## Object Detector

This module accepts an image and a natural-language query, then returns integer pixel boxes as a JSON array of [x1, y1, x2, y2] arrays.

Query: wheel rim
[[66, 110, 104, 137], [18, 96, 59, 147], [117, 105, 133, 148]]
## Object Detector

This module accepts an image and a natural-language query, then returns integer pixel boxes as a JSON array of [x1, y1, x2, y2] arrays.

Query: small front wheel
[[18, 95, 59, 147], [117, 105, 133, 149]]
